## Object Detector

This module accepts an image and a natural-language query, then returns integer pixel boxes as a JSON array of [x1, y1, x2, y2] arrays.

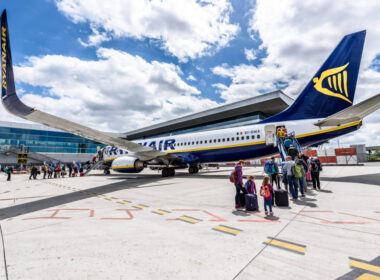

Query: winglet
[[1, 9, 34, 117]]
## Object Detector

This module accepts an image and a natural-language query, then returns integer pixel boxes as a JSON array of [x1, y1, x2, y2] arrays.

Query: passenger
[[277, 128, 283, 139], [48, 166, 53, 179], [233, 160, 247, 210], [284, 137, 293, 151], [282, 127, 288, 137], [43, 164, 47, 179], [73, 165, 78, 177], [269, 156, 281, 189], [61, 164, 66, 178], [244, 176, 256, 195], [29, 165, 37, 180], [68, 164, 73, 177], [5, 166, 13, 181], [295, 157, 306, 197], [288, 144, 298, 160], [281, 160, 288, 192], [283, 156, 298, 200], [299, 153, 309, 191], [260, 176, 274, 216], [310, 157, 322, 190]]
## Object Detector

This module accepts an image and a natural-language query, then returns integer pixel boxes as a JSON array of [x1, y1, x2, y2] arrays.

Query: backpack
[[4, 167, 8, 174], [294, 164, 302, 178], [311, 161, 319, 172], [264, 160, 275, 175], [260, 185, 271, 199], [229, 169, 238, 183]]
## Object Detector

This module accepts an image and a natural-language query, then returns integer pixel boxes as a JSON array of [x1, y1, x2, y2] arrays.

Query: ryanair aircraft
[[1, 10, 380, 177]]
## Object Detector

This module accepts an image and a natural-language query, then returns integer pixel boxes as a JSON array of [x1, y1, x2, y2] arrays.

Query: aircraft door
[[264, 125, 276, 146]]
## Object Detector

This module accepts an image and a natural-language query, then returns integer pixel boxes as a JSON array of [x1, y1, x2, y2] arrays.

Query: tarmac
[[0, 164, 379, 280]]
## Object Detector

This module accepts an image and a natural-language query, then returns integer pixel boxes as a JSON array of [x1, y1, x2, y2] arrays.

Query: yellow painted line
[[133, 204, 148, 209], [87, 192, 95, 195], [297, 121, 360, 138], [118, 200, 131, 204], [356, 273, 380, 280], [97, 195, 105, 198], [105, 197, 117, 201], [350, 260, 380, 274], [178, 216, 201, 224], [213, 225, 241, 236], [152, 209, 170, 215], [111, 165, 134, 170], [265, 239, 306, 254]]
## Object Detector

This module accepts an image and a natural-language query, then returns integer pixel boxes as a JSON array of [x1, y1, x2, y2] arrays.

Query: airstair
[[0, 145, 59, 163], [84, 160, 105, 176], [276, 132, 303, 161]]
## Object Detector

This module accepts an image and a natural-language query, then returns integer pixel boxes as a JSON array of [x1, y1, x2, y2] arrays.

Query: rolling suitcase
[[245, 194, 258, 211], [275, 189, 289, 207], [238, 193, 246, 207]]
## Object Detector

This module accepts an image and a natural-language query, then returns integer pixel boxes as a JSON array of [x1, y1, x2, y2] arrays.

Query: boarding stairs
[[277, 132, 303, 161], [84, 159, 105, 176]]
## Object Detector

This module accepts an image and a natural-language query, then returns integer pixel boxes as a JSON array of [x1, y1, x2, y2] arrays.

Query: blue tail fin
[[262, 30, 366, 123], [1, 9, 33, 117]]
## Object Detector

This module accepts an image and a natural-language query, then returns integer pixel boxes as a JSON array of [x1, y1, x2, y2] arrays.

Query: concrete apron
[[0, 165, 379, 280]]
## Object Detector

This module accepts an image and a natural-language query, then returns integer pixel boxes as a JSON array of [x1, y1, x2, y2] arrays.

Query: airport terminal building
[[0, 91, 293, 165]]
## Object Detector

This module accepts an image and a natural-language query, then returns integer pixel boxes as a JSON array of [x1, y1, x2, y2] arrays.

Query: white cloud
[[211, 0, 380, 145], [244, 48, 256, 61], [55, 0, 240, 61], [187, 75, 196, 81], [11, 48, 218, 132]]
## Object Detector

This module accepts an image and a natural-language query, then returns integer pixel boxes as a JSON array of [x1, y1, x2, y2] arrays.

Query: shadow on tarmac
[[0, 174, 172, 220], [320, 173, 380, 186]]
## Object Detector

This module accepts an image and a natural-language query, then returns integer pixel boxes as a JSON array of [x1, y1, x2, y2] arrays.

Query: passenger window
[[214, 139, 216, 143], [205, 140, 207, 144], [252, 135, 255, 139], [241, 136, 244, 140], [200, 141, 203, 144], [196, 141, 198, 144], [246, 136, 250, 140], [222, 138, 225, 142], [232, 137, 234, 141], [188, 142, 190, 145], [227, 138, 230, 141], [236, 137, 239, 140], [257, 135, 260, 139]]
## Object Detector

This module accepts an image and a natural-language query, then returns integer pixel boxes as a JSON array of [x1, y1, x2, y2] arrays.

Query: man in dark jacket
[[288, 145, 298, 160], [311, 157, 322, 190], [269, 156, 281, 189], [234, 160, 247, 209]]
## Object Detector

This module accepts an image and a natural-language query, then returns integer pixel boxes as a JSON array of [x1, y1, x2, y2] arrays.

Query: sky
[[1, 0, 380, 147]]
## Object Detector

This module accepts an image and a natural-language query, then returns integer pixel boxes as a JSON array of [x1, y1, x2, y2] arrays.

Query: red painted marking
[[293, 211, 369, 224], [301, 210, 333, 213], [374, 211, 380, 213], [292, 212, 332, 223], [172, 209, 228, 222], [338, 212, 380, 222], [23, 209, 94, 220], [7, 213, 21, 221], [101, 209, 142, 220]]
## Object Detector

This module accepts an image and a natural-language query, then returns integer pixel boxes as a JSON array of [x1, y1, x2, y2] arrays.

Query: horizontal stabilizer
[[314, 93, 380, 126]]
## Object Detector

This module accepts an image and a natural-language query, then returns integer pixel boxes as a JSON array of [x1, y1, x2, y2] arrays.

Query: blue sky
[[2, 0, 380, 146]]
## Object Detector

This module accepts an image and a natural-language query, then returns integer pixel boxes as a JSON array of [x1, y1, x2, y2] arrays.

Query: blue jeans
[[297, 177, 305, 195], [287, 175, 298, 199], [264, 199, 272, 212]]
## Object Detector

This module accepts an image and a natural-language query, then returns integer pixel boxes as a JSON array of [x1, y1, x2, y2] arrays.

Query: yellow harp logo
[[312, 62, 352, 104]]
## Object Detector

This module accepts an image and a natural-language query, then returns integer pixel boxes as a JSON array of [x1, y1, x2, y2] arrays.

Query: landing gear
[[104, 167, 110, 175], [162, 168, 175, 177], [188, 165, 199, 174]]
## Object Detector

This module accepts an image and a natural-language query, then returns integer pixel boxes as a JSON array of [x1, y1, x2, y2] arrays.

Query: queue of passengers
[[231, 154, 322, 215]]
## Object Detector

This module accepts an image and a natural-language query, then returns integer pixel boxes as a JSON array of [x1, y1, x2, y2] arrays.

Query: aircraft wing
[[314, 93, 380, 127], [0, 10, 165, 161]]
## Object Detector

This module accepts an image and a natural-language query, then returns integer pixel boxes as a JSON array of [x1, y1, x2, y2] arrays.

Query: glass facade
[[0, 126, 102, 154]]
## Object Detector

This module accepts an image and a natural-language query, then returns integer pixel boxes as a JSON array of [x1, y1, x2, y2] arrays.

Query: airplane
[[2, 9, 380, 177]]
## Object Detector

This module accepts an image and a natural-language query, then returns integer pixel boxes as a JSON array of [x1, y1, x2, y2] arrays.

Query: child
[[244, 176, 256, 195], [260, 176, 274, 216]]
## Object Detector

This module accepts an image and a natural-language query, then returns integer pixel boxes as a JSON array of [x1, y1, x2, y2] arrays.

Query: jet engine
[[111, 156, 145, 173]]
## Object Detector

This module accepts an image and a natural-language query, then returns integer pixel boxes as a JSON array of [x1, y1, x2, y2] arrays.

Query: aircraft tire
[[169, 168, 175, 177], [162, 168, 169, 177], [188, 166, 194, 174]]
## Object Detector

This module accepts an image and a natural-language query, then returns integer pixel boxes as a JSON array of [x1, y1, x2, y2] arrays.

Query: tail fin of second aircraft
[[1, 9, 34, 117], [262, 30, 366, 123]]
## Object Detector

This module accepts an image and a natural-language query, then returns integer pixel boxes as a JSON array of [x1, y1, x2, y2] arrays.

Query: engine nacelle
[[111, 156, 145, 173]]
